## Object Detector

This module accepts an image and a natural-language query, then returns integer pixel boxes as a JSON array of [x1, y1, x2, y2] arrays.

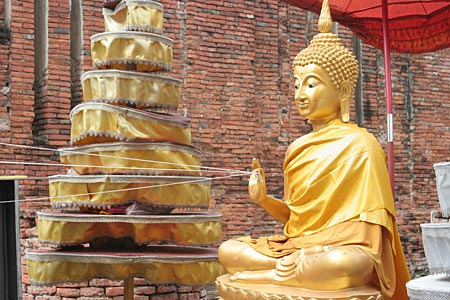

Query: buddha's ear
[[339, 80, 351, 123]]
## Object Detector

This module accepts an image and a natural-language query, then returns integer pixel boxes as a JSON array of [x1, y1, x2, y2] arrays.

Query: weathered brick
[[57, 288, 80, 298], [79, 287, 104, 297], [150, 293, 178, 300], [89, 279, 123, 287], [105, 287, 123, 297], [156, 285, 177, 294], [135, 286, 156, 295]]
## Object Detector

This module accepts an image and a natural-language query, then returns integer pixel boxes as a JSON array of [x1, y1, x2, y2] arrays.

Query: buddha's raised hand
[[248, 158, 267, 204]]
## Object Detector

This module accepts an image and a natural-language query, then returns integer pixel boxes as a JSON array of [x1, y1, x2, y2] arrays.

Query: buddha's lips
[[297, 102, 309, 108]]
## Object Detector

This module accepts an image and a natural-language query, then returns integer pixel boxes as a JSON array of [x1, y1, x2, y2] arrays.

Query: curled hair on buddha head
[[293, 0, 359, 108]]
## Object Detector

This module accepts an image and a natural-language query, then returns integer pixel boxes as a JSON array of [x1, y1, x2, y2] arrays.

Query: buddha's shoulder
[[287, 132, 312, 152], [287, 123, 382, 154], [339, 123, 375, 138], [338, 123, 384, 152], [295, 123, 378, 142]]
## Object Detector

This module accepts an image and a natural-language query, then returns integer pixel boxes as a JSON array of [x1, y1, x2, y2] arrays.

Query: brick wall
[[0, 0, 449, 298], [0, 0, 10, 142]]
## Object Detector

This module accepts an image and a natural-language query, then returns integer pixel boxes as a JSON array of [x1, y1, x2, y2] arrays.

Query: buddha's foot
[[230, 270, 275, 284]]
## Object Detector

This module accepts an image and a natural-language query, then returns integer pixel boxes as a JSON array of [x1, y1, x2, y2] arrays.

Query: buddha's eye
[[308, 82, 319, 88]]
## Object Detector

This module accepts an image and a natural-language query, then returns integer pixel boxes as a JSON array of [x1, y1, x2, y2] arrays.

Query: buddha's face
[[293, 64, 340, 122]]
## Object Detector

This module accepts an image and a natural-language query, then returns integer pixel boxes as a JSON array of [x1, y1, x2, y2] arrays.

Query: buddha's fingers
[[252, 158, 262, 170]]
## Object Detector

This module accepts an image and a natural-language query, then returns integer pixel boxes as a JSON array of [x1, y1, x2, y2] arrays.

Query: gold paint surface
[[82, 70, 180, 109], [48, 175, 210, 208], [282, 120, 396, 238], [27, 248, 226, 285], [70, 103, 191, 145], [59, 142, 201, 175], [218, 1, 410, 298], [104, 1, 164, 33], [91, 32, 173, 72], [37, 212, 221, 245], [216, 274, 383, 300]]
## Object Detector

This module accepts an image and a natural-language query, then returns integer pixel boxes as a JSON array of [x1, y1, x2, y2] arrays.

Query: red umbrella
[[284, 0, 450, 53], [282, 0, 450, 194]]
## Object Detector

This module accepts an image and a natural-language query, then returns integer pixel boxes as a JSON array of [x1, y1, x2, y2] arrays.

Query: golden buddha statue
[[218, 1, 410, 299]]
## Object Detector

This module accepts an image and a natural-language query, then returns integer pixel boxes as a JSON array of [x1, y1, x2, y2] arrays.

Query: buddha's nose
[[295, 92, 306, 103], [294, 88, 303, 101]]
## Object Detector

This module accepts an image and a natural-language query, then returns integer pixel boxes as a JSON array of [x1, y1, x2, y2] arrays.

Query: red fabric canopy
[[283, 0, 450, 53]]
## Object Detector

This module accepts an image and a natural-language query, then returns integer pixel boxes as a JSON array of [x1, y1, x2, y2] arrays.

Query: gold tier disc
[[91, 32, 172, 72], [81, 70, 180, 109], [26, 246, 226, 285], [104, 0, 164, 34], [216, 274, 382, 300], [59, 142, 201, 175], [36, 211, 222, 246], [70, 102, 191, 146], [48, 175, 210, 209]]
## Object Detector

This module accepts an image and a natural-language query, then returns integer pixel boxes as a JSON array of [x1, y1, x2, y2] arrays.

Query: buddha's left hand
[[248, 158, 267, 204]]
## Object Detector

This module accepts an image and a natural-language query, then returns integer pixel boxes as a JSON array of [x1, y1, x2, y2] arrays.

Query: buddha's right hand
[[248, 158, 267, 204]]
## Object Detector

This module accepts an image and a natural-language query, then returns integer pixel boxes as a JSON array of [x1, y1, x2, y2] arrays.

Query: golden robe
[[244, 120, 410, 300]]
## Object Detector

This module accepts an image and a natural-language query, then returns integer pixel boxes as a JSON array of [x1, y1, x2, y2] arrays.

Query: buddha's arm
[[249, 159, 290, 224], [258, 195, 290, 224]]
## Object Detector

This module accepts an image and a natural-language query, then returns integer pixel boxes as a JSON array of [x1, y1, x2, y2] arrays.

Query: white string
[[0, 173, 246, 204], [0, 160, 250, 175], [0, 143, 253, 206], [3, 176, 50, 181], [0, 142, 249, 175]]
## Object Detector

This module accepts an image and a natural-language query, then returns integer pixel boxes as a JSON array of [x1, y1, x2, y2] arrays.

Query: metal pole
[[382, 0, 395, 196], [124, 277, 134, 300], [354, 37, 364, 127]]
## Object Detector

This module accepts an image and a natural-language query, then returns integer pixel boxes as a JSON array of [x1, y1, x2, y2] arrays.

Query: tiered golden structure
[[26, 1, 225, 298]]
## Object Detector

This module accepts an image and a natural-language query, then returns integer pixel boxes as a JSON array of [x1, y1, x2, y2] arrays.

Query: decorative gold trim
[[81, 69, 180, 84], [26, 247, 227, 285], [70, 102, 191, 145], [103, 0, 164, 34], [216, 274, 383, 300], [48, 175, 210, 209], [27, 251, 218, 264], [37, 211, 221, 223], [91, 32, 173, 72], [60, 141, 200, 158], [81, 70, 180, 109], [58, 142, 201, 176], [120, 0, 164, 11], [71, 103, 189, 126], [36, 212, 222, 246], [91, 31, 171, 45]]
